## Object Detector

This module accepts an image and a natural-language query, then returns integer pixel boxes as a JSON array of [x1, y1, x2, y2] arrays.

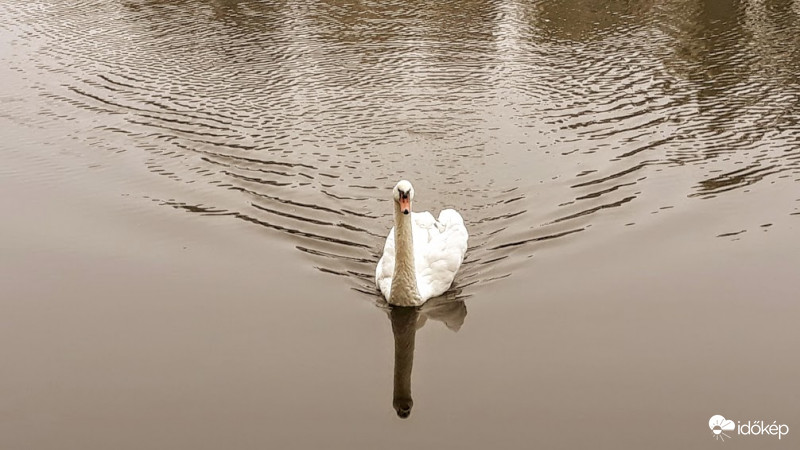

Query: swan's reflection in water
[[385, 293, 467, 418]]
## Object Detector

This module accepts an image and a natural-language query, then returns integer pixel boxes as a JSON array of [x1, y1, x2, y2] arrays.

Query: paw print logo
[[709, 415, 735, 442]]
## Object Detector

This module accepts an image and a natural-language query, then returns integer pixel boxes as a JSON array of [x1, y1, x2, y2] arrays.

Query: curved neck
[[390, 202, 421, 306]]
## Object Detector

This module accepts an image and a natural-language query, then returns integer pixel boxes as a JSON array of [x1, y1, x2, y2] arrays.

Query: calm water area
[[1, 1, 799, 448]]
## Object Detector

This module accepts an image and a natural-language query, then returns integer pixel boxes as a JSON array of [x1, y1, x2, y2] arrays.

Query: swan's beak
[[399, 197, 411, 215]]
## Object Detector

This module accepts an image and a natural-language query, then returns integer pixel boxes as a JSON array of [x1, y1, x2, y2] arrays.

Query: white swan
[[376, 180, 469, 307]]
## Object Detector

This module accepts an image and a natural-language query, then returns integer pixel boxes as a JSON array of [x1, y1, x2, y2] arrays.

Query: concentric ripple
[[2, 0, 799, 298]]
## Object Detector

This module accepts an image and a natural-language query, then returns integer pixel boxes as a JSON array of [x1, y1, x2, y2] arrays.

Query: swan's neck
[[390, 203, 421, 306]]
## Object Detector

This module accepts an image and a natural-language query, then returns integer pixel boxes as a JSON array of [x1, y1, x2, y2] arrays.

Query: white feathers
[[375, 183, 468, 306]]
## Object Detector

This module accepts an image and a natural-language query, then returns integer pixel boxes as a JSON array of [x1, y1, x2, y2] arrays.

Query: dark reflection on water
[[386, 293, 467, 418], [390, 306, 417, 419], [2, 0, 799, 297]]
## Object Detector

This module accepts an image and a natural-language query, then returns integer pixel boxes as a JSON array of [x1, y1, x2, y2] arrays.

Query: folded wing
[[415, 209, 468, 301]]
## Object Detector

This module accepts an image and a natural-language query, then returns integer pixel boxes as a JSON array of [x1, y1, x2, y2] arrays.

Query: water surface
[[1, 1, 799, 448]]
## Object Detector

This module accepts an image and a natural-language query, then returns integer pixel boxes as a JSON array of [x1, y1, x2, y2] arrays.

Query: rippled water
[[4, 0, 799, 301], [2, 1, 800, 446]]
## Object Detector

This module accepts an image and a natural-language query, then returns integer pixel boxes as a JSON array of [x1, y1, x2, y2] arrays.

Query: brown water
[[1, 0, 799, 448]]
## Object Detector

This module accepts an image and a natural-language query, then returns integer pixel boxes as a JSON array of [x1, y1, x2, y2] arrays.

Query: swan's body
[[376, 181, 468, 306]]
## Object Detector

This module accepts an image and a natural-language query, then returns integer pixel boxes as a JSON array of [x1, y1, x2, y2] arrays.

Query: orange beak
[[399, 197, 411, 215]]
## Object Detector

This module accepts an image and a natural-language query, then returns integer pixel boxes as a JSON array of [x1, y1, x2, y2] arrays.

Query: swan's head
[[393, 180, 414, 215]]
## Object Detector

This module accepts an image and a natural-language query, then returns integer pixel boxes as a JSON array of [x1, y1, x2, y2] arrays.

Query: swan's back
[[376, 209, 468, 302], [415, 209, 468, 300]]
